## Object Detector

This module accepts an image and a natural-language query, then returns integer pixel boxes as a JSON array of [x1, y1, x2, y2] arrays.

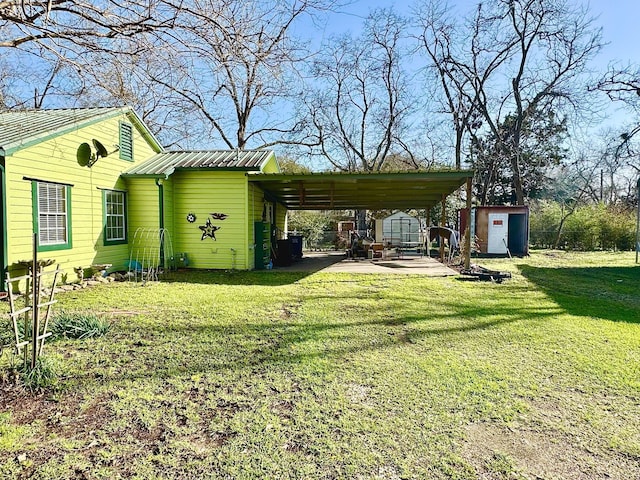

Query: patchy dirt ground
[[462, 420, 639, 479], [6, 378, 638, 480]]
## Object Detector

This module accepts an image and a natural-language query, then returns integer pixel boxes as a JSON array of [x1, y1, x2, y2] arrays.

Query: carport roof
[[248, 170, 473, 210]]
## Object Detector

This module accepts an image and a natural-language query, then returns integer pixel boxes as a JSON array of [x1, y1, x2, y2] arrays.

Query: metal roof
[[0, 106, 163, 155], [123, 150, 275, 177], [248, 170, 473, 211]]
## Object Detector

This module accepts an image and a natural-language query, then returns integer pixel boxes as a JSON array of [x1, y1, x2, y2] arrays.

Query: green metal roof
[[122, 150, 275, 178], [248, 170, 473, 210], [0, 106, 163, 155]]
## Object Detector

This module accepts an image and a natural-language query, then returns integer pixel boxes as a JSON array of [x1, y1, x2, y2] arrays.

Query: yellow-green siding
[[126, 178, 161, 234], [4, 113, 158, 283], [172, 171, 249, 270], [260, 155, 280, 174], [163, 178, 175, 245]]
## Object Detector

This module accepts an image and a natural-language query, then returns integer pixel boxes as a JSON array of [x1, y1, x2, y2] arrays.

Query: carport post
[[440, 194, 446, 262], [425, 208, 431, 257], [464, 178, 472, 270]]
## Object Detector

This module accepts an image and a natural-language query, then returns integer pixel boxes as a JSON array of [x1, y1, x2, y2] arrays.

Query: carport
[[248, 170, 474, 268]]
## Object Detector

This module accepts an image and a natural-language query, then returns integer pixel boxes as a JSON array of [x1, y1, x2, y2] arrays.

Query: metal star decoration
[[199, 218, 220, 241]]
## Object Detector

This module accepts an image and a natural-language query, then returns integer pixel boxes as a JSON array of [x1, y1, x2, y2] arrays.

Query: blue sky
[[319, 0, 640, 67], [305, 0, 640, 137], [590, 0, 640, 63]]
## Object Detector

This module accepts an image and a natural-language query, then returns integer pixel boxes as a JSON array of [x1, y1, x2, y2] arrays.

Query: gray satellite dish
[[77, 142, 94, 167]]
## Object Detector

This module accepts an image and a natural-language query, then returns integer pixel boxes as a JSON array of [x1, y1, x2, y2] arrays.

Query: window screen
[[37, 182, 68, 246], [104, 190, 126, 244]]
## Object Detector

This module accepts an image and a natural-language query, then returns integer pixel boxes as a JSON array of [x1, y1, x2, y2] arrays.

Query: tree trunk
[[455, 128, 463, 170], [355, 210, 367, 234], [510, 153, 525, 205], [554, 203, 577, 249]]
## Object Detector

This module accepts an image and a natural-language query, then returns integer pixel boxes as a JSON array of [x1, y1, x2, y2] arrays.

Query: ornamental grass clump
[[20, 356, 58, 393], [51, 311, 110, 340]]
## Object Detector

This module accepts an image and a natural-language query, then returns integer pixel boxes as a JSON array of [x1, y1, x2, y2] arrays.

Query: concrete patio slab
[[274, 251, 458, 276]]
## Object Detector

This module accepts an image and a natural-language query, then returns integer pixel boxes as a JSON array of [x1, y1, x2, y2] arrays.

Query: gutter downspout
[[0, 147, 6, 291], [156, 178, 165, 269]]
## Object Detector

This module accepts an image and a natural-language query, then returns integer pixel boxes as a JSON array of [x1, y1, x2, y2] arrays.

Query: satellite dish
[[78, 140, 120, 168], [92, 139, 109, 159], [92, 139, 120, 159], [77, 142, 94, 167]]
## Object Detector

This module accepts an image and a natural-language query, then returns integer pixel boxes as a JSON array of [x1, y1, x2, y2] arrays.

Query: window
[[32, 181, 72, 251], [119, 121, 133, 161], [103, 190, 127, 245]]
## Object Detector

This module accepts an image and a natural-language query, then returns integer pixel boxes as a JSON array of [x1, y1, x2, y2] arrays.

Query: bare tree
[[0, 46, 88, 109], [414, 1, 500, 169], [136, 0, 340, 150], [303, 8, 417, 172], [546, 152, 600, 247], [598, 65, 640, 109], [597, 64, 640, 175], [0, 55, 21, 108], [586, 63, 640, 207], [0, 0, 341, 151], [0, 1, 180, 51], [0, 0, 183, 114], [414, 0, 603, 204]]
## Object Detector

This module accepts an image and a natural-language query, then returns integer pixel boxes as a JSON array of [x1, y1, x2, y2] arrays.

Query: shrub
[[529, 200, 562, 248], [529, 201, 637, 251], [599, 205, 636, 250], [563, 205, 601, 250], [51, 311, 110, 340]]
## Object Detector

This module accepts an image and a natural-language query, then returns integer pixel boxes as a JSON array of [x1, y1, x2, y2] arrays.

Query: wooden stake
[[31, 233, 39, 369]]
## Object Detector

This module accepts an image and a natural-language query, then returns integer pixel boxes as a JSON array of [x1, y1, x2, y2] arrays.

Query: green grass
[[0, 251, 638, 479]]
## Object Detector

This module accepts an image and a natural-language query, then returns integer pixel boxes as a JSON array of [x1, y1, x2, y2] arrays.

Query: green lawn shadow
[[518, 264, 640, 324], [162, 254, 346, 286], [163, 269, 312, 286], [74, 297, 558, 385]]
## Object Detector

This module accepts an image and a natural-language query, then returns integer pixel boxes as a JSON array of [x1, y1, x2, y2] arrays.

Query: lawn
[[0, 251, 639, 479]]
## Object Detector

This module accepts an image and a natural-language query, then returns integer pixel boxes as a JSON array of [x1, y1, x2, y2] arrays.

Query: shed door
[[508, 214, 528, 255], [487, 213, 509, 254]]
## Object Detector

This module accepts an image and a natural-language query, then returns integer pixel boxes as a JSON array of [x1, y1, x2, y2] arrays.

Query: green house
[[0, 107, 285, 289]]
